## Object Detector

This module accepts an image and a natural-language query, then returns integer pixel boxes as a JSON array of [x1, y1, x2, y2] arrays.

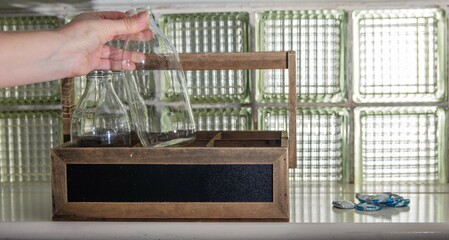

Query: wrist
[[52, 29, 88, 78]]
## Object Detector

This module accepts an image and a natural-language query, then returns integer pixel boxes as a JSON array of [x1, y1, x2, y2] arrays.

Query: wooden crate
[[52, 131, 289, 221], [53, 51, 296, 221], [61, 51, 297, 167]]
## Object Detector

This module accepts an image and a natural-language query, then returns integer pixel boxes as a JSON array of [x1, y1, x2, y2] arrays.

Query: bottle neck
[[84, 71, 114, 97], [86, 70, 112, 83]]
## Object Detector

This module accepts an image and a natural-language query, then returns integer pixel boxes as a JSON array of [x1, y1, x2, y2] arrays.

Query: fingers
[[96, 59, 136, 71], [69, 11, 126, 23], [70, 10, 149, 42], [111, 29, 154, 41], [101, 45, 145, 62], [111, 11, 149, 36], [98, 45, 145, 72], [94, 11, 127, 20]]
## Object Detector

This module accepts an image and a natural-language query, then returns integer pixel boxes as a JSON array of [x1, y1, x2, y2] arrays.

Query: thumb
[[108, 11, 149, 37]]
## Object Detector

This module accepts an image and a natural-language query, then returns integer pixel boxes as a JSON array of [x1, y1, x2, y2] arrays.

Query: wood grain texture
[[61, 77, 74, 142], [53, 202, 288, 221], [51, 151, 67, 216], [51, 146, 286, 165], [51, 131, 289, 222], [287, 51, 297, 168], [140, 52, 289, 71]]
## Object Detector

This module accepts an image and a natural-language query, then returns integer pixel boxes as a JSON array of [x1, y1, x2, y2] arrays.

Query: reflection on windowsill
[[1, 181, 449, 223], [289, 181, 449, 223]]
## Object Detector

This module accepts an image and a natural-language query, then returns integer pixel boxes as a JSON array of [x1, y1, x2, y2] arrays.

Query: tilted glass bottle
[[70, 70, 131, 147], [121, 7, 196, 147]]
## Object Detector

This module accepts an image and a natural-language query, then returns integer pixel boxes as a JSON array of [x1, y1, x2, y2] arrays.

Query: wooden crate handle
[[62, 51, 297, 168]]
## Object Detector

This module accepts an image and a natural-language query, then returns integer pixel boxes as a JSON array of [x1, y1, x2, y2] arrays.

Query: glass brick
[[355, 107, 446, 183], [0, 111, 63, 183], [256, 10, 347, 103], [193, 108, 251, 131], [259, 107, 348, 181], [0, 184, 52, 221], [159, 12, 249, 103], [0, 16, 61, 104], [353, 9, 446, 102]]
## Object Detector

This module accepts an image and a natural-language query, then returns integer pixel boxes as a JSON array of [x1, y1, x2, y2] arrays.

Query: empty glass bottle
[[71, 70, 131, 147], [121, 7, 196, 147]]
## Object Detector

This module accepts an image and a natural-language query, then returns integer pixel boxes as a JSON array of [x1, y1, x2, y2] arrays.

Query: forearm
[[0, 31, 74, 88], [0, 10, 148, 88]]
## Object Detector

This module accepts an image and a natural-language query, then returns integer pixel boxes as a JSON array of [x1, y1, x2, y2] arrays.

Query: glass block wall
[[0, 7, 447, 184], [256, 10, 347, 103], [353, 9, 445, 103], [254, 8, 446, 183], [0, 16, 61, 105], [158, 12, 253, 132], [352, 9, 447, 183], [260, 107, 349, 181], [159, 12, 250, 103], [256, 10, 351, 181], [355, 107, 445, 183], [0, 111, 61, 183], [0, 16, 63, 183]]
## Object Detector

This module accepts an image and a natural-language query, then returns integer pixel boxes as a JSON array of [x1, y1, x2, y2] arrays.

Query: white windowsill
[[1, 182, 449, 239]]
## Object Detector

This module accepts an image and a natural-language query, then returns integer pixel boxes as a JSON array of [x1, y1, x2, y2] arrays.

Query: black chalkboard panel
[[67, 164, 273, 202]]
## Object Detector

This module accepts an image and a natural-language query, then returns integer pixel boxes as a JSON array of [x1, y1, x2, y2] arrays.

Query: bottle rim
[[125, 6, 151, 16]]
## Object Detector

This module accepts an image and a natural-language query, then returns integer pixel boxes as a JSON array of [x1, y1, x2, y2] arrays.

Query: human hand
[[57, 10, 149, 77]]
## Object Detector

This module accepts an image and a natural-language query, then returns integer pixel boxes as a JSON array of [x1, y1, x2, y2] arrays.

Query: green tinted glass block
[[256, 10, 347, 103], [258, 107, 289, 131], [0, 16, 59, 31], [0, 184, 52, 221], [259, 107, 348, 181], [0, 16, 61, 104], [353, 9, 446, 102], [0, 111, 63, 183], [159, 12, 249, 103], [193, 108, 251, 131], [355, 107, 446, 183]]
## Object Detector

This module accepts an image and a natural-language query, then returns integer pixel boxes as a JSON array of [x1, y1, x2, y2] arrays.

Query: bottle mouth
[[125, 6, 150, 16]]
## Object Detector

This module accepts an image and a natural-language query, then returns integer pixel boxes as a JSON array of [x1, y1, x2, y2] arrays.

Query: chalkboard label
[[67, 164, 273, 202]]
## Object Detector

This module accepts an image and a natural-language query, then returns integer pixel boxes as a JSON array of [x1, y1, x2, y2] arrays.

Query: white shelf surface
[[1, 182, 449, 239]]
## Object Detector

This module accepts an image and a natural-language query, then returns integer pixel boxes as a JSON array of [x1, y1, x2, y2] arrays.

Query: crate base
[[51, 131, 289, 222]]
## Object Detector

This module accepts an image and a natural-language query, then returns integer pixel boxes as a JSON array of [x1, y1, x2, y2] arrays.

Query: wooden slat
[[51, 147, 287, 165], [219, 131, 283, 140], [273, 151, 289, 215], [140, 52, 289, 71], [287, 51, 297, 168], [53, 202, 288, 221], [213, 140, 281, 148], [205, 132, 222, 147], [51, 151, 67, 216], [61, 78, 74, 142]]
